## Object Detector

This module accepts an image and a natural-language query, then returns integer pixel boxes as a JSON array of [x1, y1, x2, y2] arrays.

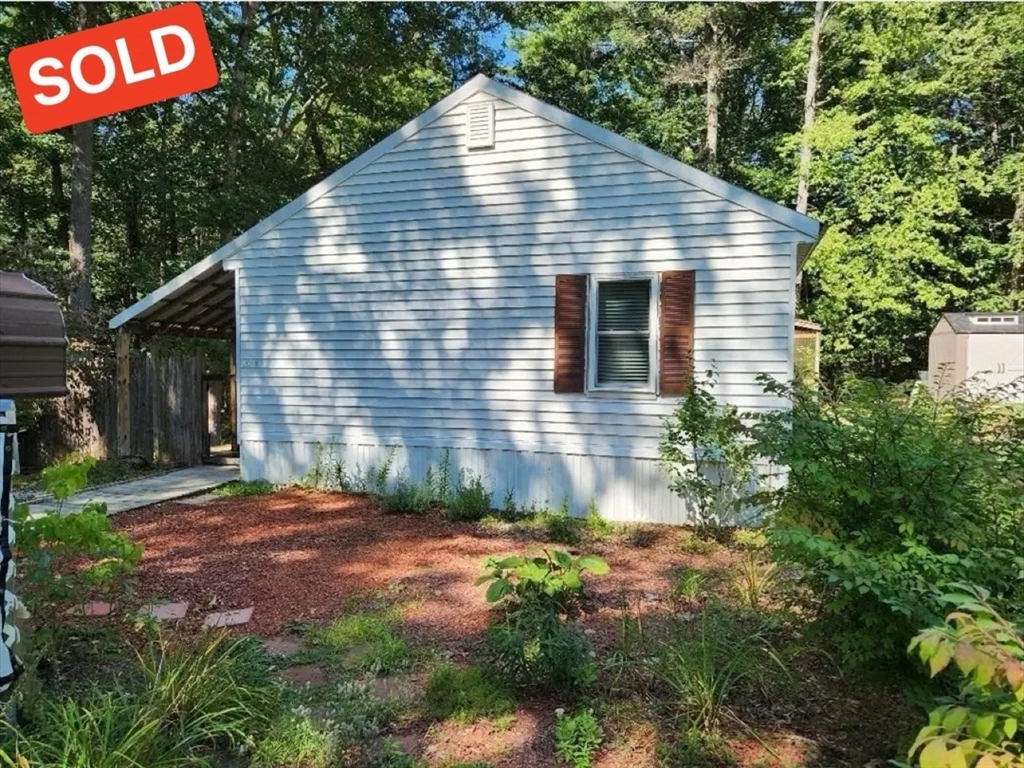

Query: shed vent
[[465, 102, 495, 150]]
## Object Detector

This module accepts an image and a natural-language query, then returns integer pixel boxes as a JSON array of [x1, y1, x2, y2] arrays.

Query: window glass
[[596, 279, 651, 386]]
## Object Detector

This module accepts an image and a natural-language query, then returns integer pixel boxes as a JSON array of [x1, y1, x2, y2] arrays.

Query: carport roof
[[108, 260, 234, 339]]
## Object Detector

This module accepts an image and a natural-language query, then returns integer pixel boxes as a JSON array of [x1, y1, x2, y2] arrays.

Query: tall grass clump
[[1, 633, 279, 768]]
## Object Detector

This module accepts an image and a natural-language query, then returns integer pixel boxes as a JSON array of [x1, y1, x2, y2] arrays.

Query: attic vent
[[972, 315, 1019, 325], [465, 102, 494, 150]]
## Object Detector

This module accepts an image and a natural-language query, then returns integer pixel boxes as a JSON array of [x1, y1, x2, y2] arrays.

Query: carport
[[108, 256, 238, 462]]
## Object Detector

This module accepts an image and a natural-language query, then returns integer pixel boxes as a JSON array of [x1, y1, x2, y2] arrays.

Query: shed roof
[[110, 74, 822, 334], [940, 312, 1024, 335], [0, 271, 68, 397]]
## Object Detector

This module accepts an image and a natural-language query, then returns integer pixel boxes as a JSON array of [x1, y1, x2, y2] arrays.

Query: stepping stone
[[65, 601, 114, 617], [262, 635, 305, 655], [202, 607, 253, 629], [281, 664, 327, 687], [139, 602, 189, 621]]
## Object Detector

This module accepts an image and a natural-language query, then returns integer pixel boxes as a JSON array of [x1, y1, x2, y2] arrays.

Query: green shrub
[[476, 550, 609, 612], [212, 479, 276, 497], [12, 457, 142, 658], [902, 584, 1023, 768], [485, 600, 596, 691], [422, 664, 516, 723], [756, 378, 1024, 673], [0, 634, 279, 768], [583, 499, 614, 539], [303, 443, 352, 492], [554, 709, 604, 768], [659, 370, 760, 536], [544, 497, 582, 544], [445, 470, 492, 521], [381, 474, 433, 514]]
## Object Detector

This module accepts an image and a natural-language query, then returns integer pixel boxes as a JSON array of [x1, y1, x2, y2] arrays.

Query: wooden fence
[[25, 351, 203, 468]]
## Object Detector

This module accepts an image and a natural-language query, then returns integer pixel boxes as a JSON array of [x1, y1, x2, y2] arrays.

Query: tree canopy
[[1, 2, 1020, 381]]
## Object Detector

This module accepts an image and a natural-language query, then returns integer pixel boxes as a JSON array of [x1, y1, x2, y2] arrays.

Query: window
[[553, 271, 694, 396], [589, 276, 656, 391]]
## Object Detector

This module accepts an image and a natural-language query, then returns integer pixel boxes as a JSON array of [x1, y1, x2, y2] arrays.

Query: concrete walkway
[[26, 464, 239, 517]]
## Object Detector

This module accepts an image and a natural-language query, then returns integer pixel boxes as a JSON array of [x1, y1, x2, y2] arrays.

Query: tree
[[68, 2, 95, 316], [796, 0, 827, 214]]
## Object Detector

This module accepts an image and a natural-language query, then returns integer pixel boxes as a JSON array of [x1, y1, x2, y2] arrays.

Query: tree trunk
[[705, 68, 720, 175], [222, 2, 258, 243], [1011, 165, 1024, 307], [797, 0, 826, 215], [68, 2, 95, 317], [704, 21, 721, 174]]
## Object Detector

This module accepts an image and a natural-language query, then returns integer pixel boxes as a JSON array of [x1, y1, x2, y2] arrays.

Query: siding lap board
[[229, 93, 804, 523]]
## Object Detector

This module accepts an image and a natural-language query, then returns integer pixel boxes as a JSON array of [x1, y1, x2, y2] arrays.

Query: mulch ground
[[114, 488, 726, 643], [113, 488, 919, 768]]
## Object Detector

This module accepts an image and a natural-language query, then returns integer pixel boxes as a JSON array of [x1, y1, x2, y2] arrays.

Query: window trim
[[586, 272, 660, 395]]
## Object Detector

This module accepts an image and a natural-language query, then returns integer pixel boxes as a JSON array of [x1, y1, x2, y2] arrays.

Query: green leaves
[[476, 550, 610, 609], [907, 593, 1024, 767]]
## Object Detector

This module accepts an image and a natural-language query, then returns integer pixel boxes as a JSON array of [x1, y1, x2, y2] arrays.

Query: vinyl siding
[[228, 90, 807, 523]]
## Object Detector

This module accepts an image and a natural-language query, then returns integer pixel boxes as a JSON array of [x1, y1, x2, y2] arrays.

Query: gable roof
[[941, 312, 1024, 335], [111, 74, 822, 331]]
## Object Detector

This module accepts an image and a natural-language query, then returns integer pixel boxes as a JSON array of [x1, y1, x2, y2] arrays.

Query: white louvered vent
[[465, 102, 495, 150]]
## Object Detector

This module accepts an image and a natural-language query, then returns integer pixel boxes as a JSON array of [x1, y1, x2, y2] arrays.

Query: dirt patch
[[281, 663, 328, 687], [262, 635, 305, 656]]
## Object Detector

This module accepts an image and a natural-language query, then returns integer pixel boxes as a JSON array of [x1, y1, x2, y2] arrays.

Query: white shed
[[928, 312, 1024, 399], [110, 75, 821, 524]]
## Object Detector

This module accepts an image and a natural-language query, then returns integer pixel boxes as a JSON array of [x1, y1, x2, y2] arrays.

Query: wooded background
[[2, 2, 1021, 384]]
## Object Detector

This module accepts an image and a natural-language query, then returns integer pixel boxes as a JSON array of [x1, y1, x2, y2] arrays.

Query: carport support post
[[151, 337, 164, 464], [229, 338, 238, 453], [116, 329, 131, 457]]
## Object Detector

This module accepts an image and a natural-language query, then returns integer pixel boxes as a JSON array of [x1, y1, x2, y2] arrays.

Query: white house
[[928, 312, 1024, 400], [109, 75, 822, 524]]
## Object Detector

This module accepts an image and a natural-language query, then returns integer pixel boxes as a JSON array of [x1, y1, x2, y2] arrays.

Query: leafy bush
[[554, 709, 604, 768], [756, 378, 1024, 673], [476, 550, 609, 612], [659, 370, 760, 536], [544, 497, 582, 544], [583, 499, 614, 539], [479, 550, 605, 691], [303, 442, 353, 492], [0, 634, 278, 768], [444, 470, 493, 521], [485, 599, 596, 691], [381, 474, 433, 514], [13, 457, 142, 657], [422, 664, 516, 723], [902, 585, 1023, 768]]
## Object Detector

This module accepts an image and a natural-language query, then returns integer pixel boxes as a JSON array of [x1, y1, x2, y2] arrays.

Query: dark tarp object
[[0, 271, 69, 397]]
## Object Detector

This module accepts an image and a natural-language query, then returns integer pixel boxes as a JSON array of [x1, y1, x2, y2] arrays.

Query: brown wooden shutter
[[659, 270, 695, 395], [554, 274, 587, 393]]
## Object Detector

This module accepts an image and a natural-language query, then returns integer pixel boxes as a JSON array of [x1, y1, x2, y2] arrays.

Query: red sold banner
[[7, 3, 218, 134]]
